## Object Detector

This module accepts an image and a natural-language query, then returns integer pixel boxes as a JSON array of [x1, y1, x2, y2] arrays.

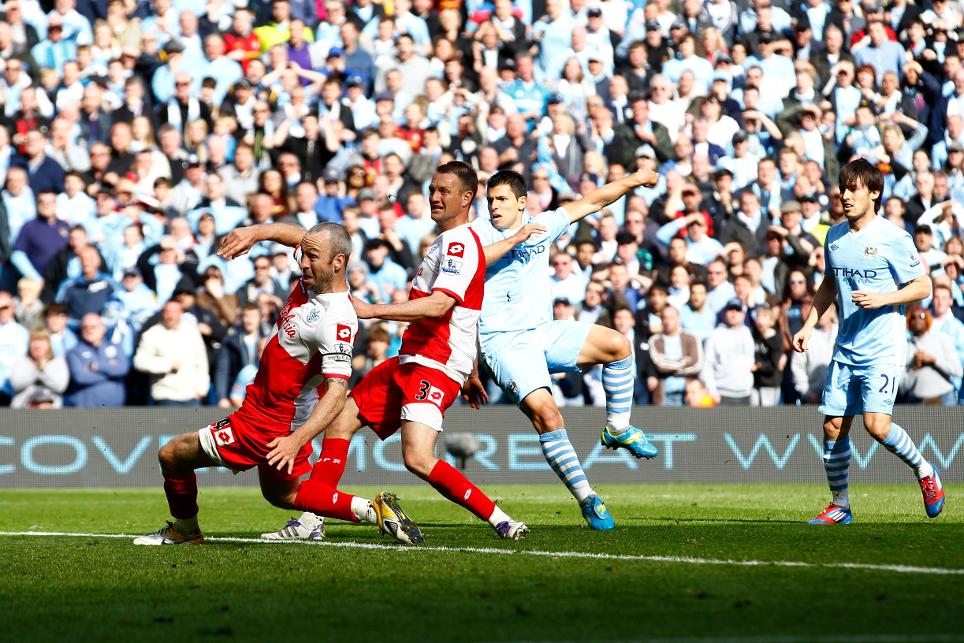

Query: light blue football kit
[[470, 207, 593, 403], [809, 213, 942, 525], [819, 215, 926, 416]]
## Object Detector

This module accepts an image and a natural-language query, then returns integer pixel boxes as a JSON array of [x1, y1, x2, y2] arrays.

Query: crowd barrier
[[0, 407, 961, 487]]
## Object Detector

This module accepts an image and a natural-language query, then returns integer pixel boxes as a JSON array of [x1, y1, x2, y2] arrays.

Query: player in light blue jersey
[[474, 169, 660, 530], [793, 158, 945, 524]]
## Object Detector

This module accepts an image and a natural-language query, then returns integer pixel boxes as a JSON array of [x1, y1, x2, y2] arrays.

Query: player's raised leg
[[133, 431, 217, 545], [864, 412, 944, 518], [809, 416, 854, 525], [401, 420, 527, 540], [577, 325, 658, 459], [520, 388, 614, 530]]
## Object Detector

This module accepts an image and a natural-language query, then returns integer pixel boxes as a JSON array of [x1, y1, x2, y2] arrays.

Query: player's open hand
[[851, 290, 887, 309], [461, 374, 489, 409], [511, 223, 547, 246], [266, 434, 305, 475], [792, 327, 811, 353], [218, 227, 261, 259]]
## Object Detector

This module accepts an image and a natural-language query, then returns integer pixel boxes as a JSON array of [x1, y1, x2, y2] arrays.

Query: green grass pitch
[[1, 483, 962, 642]]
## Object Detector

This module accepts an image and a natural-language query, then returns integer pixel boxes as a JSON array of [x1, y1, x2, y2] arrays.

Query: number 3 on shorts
[[415, 380, 430, 400]]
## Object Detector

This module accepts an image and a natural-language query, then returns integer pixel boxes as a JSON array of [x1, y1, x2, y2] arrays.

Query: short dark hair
[[839, 157, 884, 212], [436, 161, 478, 200], [487, 170, 527, 199], [308, 222, 353, 263], [615, 231, 638, 245]]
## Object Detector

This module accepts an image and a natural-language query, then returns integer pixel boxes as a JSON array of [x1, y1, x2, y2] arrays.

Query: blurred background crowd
[[0, 0, 963, 409]]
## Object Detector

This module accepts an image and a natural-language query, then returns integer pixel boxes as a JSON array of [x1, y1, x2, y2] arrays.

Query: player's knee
[[523, 393, 564, 432], [158, 437, 188, 470], [262, 487, 297, 509], [611, 333, 632, 361], [533, 405, 564, 432], [402, 450, 435, 478], [864, 416, 891, 441]]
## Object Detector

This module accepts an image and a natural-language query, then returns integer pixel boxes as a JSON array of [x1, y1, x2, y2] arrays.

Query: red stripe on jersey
[[400, 226, 486, 374], [234, 336, 322, 428], [433, 287, 463, 305], [461, 228, 485, 310]]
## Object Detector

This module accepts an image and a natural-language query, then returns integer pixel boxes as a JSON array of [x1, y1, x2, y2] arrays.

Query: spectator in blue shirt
[[364, 238, 408, 302], [10, 190, 70, 282], [315, 168, 356, 223], [12, 130, 66, 195], [56, 245, 119, 323], [65, 313, 130, 407]]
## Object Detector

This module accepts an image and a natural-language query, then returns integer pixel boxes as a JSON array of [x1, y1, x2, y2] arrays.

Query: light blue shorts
[[480, 320, 594, 405], [818, 359, 901, 417]]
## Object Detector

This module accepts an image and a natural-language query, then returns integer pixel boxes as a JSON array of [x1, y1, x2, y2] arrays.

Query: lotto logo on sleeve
[[446, 242, 465, 258], [336, 324, 353, 342], [213, 426, 235, 447]]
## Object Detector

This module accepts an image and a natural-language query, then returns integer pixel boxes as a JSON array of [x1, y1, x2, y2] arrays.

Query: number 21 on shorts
[[878, 373, 897, 397]]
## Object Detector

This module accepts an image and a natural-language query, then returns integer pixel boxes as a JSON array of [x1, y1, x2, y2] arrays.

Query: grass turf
[[0, 483, 962, 642]]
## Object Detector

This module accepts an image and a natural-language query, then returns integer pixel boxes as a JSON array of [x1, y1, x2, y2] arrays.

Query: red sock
[[427, 460, 495, 522], [294, 479, 359, 522], [309, 438, 350, 487], [163, 471, 198, 519]]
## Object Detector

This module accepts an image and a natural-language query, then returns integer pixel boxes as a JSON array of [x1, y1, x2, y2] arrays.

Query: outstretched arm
[[354, 290, 457, 322], [564, 169, 659, 224], [218, 223, 307, 259], [483, 222, 547, 266]]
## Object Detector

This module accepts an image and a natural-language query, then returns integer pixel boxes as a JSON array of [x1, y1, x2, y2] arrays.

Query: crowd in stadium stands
[[1, 0, 964, 410]]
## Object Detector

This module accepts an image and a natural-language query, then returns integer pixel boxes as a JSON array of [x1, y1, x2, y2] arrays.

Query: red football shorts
[[197, 415, 312, 481], [350, 356, 462, 440]]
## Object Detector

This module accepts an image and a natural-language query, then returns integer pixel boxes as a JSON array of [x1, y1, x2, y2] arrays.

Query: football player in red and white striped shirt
[[273, 161, 537, 540], [134, 223, 423, 546]]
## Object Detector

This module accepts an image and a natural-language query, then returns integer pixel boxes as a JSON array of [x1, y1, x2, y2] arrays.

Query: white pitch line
[[1, 530, 962, 577], [556, 637, 964, 643]]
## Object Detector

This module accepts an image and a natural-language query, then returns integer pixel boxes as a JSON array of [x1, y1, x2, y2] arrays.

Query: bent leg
[[521, 388, 597, 505], [288, 399, 370, 523], [132, 431, 218, 542], [159, 431, 217, 523], [866, 412, 932, 478], [577, 325, 634, 433], [310, 397, 364, 487], [402, 420, 506, 525]]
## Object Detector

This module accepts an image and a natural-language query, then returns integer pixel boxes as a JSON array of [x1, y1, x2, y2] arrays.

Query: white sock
[[606, 417, 631, 435], [487, 505, 511, 528], [832, 491, 850, 508], [174, 515, 199, 535], [351, 497, 376, 524], [299, 512, 323, 528], [917, 461, 934, 480]]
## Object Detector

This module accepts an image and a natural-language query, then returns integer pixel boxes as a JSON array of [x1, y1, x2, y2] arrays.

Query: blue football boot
[[581, 495, 615, 530], [600, 424, 659, 459]]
